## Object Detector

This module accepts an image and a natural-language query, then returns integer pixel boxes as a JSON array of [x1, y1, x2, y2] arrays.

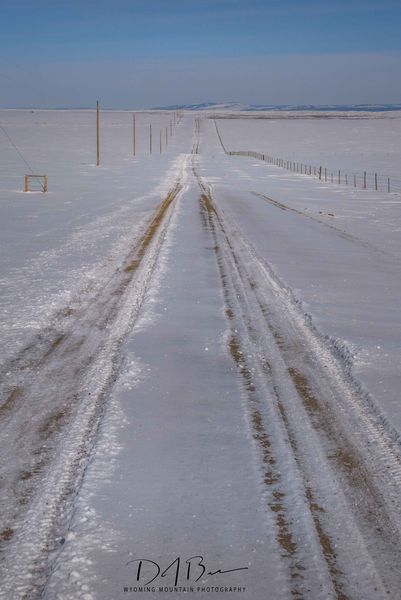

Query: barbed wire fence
[[213, 120, 401, 195]]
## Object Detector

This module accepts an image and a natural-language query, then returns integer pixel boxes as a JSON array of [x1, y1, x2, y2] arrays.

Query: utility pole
[[150, 124, 152, 154], [132, 113, 136, 156], [96, 100, 100, 166]]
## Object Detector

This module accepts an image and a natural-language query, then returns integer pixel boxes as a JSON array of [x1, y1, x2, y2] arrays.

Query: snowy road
[[1, 112, 401, 599]]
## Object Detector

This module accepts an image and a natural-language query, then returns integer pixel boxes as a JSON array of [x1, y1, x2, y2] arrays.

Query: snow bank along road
[[1, 112, 401, 599]]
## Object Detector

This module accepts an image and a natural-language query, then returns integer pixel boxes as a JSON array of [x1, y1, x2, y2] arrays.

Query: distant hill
[[153, 102, 401, 112]]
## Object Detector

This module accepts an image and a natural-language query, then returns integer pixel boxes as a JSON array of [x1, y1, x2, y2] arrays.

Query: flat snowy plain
[[1, 109, 401, 599]]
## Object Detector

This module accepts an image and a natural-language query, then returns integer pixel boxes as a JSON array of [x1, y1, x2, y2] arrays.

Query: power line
[[0, 123, 34, 173]]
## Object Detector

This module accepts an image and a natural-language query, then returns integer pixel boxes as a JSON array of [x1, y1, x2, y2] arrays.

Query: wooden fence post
[[363, 171, 367, 189]]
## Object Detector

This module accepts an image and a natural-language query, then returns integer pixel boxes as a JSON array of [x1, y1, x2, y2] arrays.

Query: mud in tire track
[[0, 180, 182, 598], [192, 145, 401, 598]]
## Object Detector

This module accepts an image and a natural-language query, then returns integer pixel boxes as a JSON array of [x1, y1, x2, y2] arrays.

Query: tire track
[[251, 191, 396, 259], [199, 188, 342, 599], [192, 127, 401, 598], [0, 176, 183, 598]]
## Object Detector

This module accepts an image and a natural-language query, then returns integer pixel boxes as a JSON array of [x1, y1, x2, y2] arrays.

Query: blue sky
[[1, 0, 401, 107]]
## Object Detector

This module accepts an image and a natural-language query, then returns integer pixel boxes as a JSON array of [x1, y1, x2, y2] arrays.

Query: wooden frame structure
[[24, 174, 48, 192]]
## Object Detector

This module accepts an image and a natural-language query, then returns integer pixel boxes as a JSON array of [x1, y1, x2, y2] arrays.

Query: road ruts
[[192, 120, 401, 599], [0, 175, 184, 600]]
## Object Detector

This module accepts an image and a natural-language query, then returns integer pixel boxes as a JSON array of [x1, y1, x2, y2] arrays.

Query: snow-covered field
[[0, 110, 184, 362], [1, 109, 401, 599], [215, 112, 401, 192]]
